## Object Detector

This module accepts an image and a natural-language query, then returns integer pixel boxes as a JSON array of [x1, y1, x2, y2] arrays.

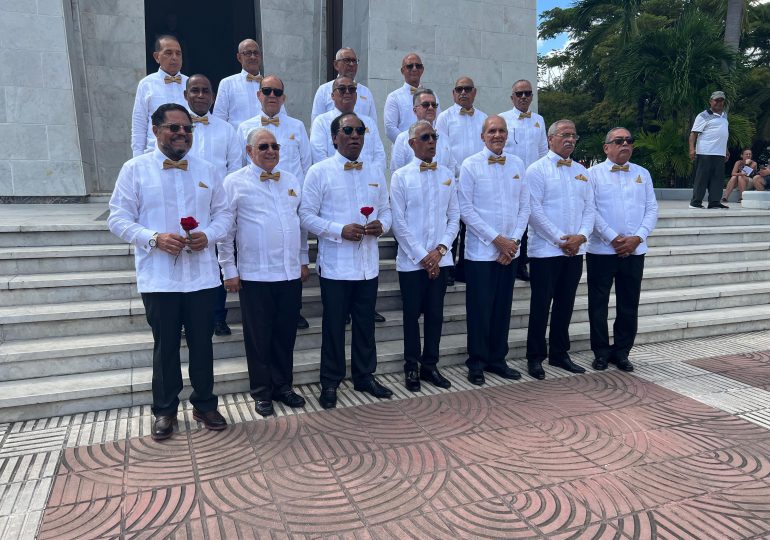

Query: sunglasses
[[418, 101, 438, 109], [335, 85, 358, 94], [404, 63, 424, 70], [337, 58, 359, 65], [454, 86, 474, 94], [256, 143, 281, 151], [340, 126, 366, 135], [608, 137, 635, 145], [160, 123, 194, 133], [513, 91, 533, 98], [417, 133, 439, 142], [261, 87, 284, 97]]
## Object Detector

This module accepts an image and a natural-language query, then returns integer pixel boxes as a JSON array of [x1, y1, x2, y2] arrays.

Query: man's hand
[[492, 235, 518, 259], [689, 148, 696, 161], [496, 252, 513, 265], [224, 276, 241, 293], [759, 166, 770, 177], [559, 234, 585, 256], [342, 224, 366, 241], [610, 235, 624, 251], [300, 265, 310, 283], [364, 219, 383, 237], [156, 233, 186, 256], [420, 250, 442, 272], [188, 231, 208, 251], [615, 236, 642, 257]]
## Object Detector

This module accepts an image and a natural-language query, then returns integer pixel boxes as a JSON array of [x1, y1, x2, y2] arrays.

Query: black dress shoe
[[192, 409, 228, 431], [420, 367, 451, 389], [467, 371, 485, 386], [592, 357, 609, 371], [549, 356, 586, 374], [527, 361, 545, 380], [374, 311, 386, 323], [254, 400, 274, 417], [353, 379, 394, 399], [152, 415, 177, 440], [611, 356, 635, 372], [405, 370, 421, 391], [516, 265, 530, 282], [273, 390, 306, 408], [214, 321, 231, 336], [484, 364, 522, 380], [296, 315, 309, 330], [319, 387, 337, 409]]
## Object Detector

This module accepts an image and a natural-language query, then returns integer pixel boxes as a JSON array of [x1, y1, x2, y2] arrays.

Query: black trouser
[[319, 276, 378, 388], [452, 222, 467, 281], [518, 227, 529, 268], [239, 278, 301, 401], [691, 154, 725, 205], [398, 268, 448, 373], [526, 256, 583, 363], [587, 253, 645, 360], [465, 259, 517, 373], [213, 245, 228, 324], [141, 287, 218, 416]]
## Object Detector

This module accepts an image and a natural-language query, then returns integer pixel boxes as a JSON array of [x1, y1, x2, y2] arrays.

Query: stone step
[[646, 225, 770, 247], [655, 208, 770, 227], [644, 242, 770, 267], [2, 303, 769, 421]]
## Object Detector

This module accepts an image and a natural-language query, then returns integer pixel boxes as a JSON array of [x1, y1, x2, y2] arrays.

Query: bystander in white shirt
[[311, 80, 377, 124], [458, 148, 530, 261], [108, 149, 232, 292], [299, 152, 391, 280], [391, 157, 460, 271], [187, 112, 242, 176], [588, 159, 658, 255], [310, 109, 386, 173], [238, 112, 311, 183], [436, 103, 488, 167], [218, 163, 308, 282], [390, 127, 457, 175], [131, 69, 188, 157], [499, 107, 548, 168], [526, 151, 595, 258], [383, 83, 441, 143]]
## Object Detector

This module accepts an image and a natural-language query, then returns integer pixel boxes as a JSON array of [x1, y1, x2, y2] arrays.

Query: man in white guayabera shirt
[[311, 47, 377, 123], [109, 103, 233, 441], [212, 39, 267, 130], [383, 52, 440, 143]]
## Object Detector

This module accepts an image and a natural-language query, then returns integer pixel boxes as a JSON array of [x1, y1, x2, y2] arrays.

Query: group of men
[[110, 35, 658, 440]]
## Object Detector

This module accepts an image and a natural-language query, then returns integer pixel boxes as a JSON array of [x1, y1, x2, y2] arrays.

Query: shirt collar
[[334, 151, 361, 167], [402, 82, 418, 92], [514, 106, 529, 116], [157, 68, 180, 77], [153, 148, 190, 168], [605, 158, 630, 169], [248, 162, 275, 177], [547, 150, 570, 163], [241, 68, 262, 78], [482, 146, 504, 159]]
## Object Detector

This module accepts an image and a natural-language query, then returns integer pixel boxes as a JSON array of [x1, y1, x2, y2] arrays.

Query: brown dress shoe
[[152, 415, 177, 440], [192, 409, 227, 431]]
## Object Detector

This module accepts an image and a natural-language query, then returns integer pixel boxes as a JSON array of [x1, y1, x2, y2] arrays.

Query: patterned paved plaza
[[4, 331, 770, 539]]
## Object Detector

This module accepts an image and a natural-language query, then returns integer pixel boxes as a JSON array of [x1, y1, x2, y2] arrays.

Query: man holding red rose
[[108, 103, 233, 440]]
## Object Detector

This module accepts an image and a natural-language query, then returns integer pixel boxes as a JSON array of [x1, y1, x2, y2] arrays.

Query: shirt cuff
[[602, 227, 619, 244], [136, 228, 155, 253], [409, 247, 430, 265], [222, 264, 239, 280], [328, 222, 344, 243]]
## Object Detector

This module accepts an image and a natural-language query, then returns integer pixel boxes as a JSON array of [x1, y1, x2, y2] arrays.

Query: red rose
[[360, 206, 374, 218], [180, 216, 199, 231]]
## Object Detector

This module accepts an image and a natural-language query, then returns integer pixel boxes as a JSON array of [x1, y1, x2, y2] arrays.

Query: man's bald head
[[401, 53, 424, 87], [236, 39, 262, 75]]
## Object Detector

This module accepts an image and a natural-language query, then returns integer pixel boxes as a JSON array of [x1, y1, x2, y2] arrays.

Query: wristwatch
[[148, 232, 159, 249], [514, 238, 521, 246], [436, 244, 448, 256]]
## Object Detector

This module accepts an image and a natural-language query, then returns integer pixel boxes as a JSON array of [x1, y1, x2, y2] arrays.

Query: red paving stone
[[37, 371, 770, 539], [687, 350, 770, 390]]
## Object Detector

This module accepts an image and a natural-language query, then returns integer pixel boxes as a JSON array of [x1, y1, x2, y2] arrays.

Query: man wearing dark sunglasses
[[390, 89, 457, 175], [391, 121, 460, 392], [587, 127, 658, 374], [109, 103, 233, 440], [384, 53, 440, 143], [311, 48, 378, 124], [217, 128, 309, 418], [300, 113, 394, 409], [689, 90, 730, 209]]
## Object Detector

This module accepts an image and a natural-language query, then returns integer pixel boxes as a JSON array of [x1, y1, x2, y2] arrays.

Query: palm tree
[[724, 0, 744, 51]]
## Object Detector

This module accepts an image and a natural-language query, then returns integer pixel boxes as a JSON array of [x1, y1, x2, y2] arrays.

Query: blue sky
[[537, 0, 571, 54]]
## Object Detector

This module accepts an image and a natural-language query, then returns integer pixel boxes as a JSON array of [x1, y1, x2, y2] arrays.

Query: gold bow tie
[[557, 159, 572, 167], [518, 111, 531, 119], [261, 116, 280, 126], [610, 164, 629, 172], [192, 116, 208, 125], [410, 86, 418, 95], [488, 155, 506, 165], [260, 171, 281, 181], [459, 108, 475, 116], [162, 159, 188, 171], [420, 161, 437, 171], [164, 75, 182, 84], [344, 161, 363, 171], [246, 73, 263, 82]]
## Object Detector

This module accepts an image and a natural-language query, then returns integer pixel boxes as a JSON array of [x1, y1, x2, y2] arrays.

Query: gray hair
[[335, 47, 355, 61], [512, 79, 532, 89], [604, 126, 630, 143], [246, 127, 271, 146], [548, 119, 575, 136], [412, 88, 435, 106], [408, 120, 433, 140]]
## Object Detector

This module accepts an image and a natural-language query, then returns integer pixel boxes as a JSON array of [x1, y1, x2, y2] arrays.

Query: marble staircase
[[1, 203, 770, 421]]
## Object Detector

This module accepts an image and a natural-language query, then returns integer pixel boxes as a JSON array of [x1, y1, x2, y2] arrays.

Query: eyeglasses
[[513, 91, 533, 98], [553, 133, 579, 140], [608, 137, 635, 145], [160, 123, 194, 133], [239, 50, 262, 57], [418, 101, 438, 109], [260, 87, 284, 97], [404, 63, 424, 70], [337, 58, 359, 65], [417, 133, 439, 142], [335, 85, 358, 94], [454, 86, 474, 94], [712, 98, 725, 102], [256, 143, 281, 151], [340, 126, 366, 135]]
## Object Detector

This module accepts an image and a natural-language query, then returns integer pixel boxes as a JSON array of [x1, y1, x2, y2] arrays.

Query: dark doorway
[[144, 0, 261, 93]]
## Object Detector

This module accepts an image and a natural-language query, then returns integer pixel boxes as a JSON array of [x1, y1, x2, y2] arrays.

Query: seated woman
[[722, 148, 757, 202]]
